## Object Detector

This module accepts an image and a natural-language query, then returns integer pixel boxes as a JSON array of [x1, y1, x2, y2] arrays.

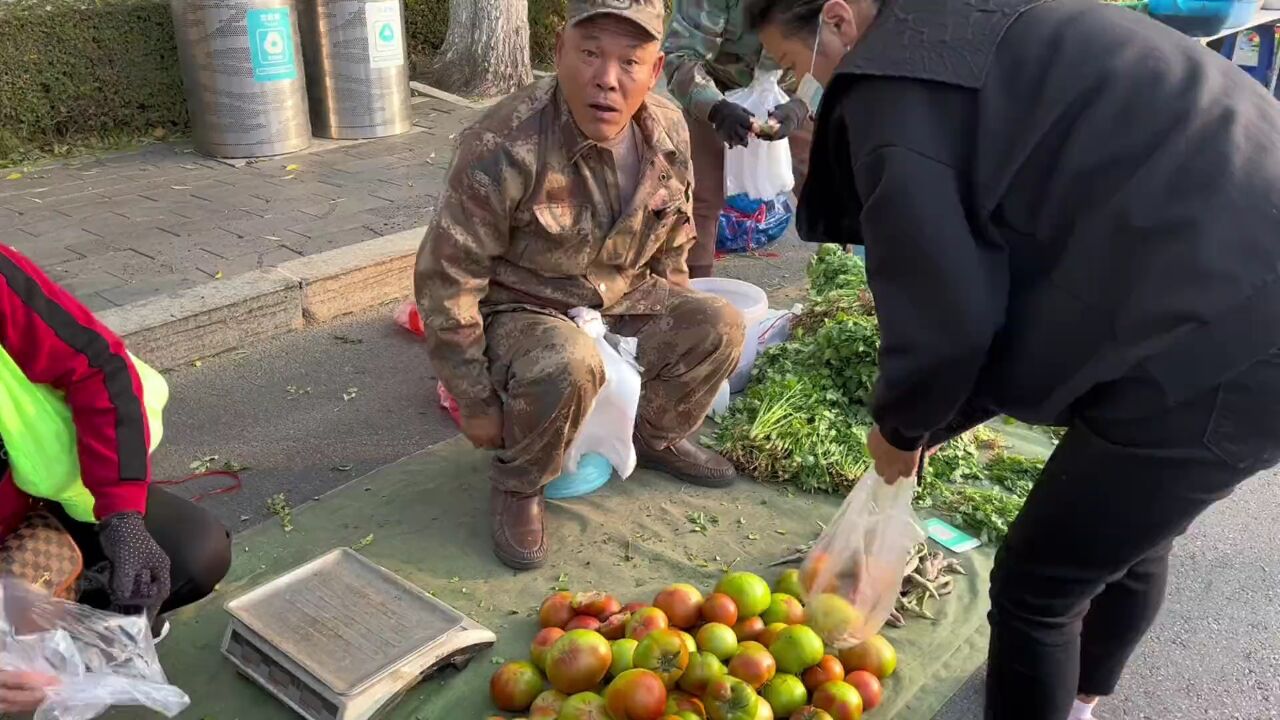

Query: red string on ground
[[154, 470, 243, 503]]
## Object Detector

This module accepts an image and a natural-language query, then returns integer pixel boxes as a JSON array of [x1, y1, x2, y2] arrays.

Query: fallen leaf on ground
[[5, 172, 21, 180]]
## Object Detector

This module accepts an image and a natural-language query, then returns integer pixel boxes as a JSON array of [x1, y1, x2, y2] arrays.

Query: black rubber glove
[[708, 100, 755, 148], [98, 512, 171, 612], [767, 98, 809, 140]]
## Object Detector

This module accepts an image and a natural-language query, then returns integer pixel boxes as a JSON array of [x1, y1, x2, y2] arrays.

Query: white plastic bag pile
[[723, 69, 795, 200]]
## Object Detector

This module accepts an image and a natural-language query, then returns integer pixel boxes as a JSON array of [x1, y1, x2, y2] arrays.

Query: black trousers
[[985, 351, 1280, 719], [52, 487, 232, 617]]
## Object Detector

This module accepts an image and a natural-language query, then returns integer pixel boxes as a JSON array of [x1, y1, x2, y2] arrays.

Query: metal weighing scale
[[222, 548, 496, 720]]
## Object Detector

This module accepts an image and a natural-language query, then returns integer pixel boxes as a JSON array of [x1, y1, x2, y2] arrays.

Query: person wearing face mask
[[748, 0, 1280, 718], [416, 0, 746, 572], [663, 0, 816, 278]]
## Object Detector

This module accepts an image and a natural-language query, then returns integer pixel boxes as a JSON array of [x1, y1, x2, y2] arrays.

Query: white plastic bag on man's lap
[[0, 578, 189, 719], [564, 308, 642, 479], [801, 471, 925, 649]]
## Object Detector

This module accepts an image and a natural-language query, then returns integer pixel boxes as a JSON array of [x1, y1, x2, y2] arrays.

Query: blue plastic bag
[[716, 192, 793, 254]]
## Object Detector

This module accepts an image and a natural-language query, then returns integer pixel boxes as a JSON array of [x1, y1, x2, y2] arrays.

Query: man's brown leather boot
[[635, 435, 737, 488], [490, 487, 547, 570]]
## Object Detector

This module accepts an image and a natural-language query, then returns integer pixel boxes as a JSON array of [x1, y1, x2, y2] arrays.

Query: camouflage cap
[[566, 0, 666, 41]]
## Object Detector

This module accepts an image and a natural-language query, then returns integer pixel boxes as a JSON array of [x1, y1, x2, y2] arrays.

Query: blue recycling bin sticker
[[247, 8, 297, 82]]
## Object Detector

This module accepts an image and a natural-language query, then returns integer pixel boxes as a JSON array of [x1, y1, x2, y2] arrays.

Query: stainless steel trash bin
[[171, 0, 312, 158], [297, 0, 412, 139]]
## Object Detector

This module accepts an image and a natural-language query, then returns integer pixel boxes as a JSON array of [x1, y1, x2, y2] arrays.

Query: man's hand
[[766, 98, 808, 140], [708, 100, 755, 148], [460, 405, 504, 450], [0, 670, 57, 712], [868, 425, 922, 484], [97, 512, 171, 612]]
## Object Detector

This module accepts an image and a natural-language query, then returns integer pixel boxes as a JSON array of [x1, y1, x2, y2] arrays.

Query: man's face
[[556, 17, 665, 142]]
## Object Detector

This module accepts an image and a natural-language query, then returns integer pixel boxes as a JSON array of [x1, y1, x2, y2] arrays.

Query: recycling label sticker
[[247, 7, 297, 82], [365, 0, 405, 69]]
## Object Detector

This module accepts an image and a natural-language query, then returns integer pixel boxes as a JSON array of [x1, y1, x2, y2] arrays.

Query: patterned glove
[[97, 512, 171, 612], [767, 98, 809, 140], [708, 100, 755, 148]]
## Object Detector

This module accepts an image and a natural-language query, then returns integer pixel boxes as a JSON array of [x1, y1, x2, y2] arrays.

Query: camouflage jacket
[[663, 0, 786, 121], [414, 76, 696, 410]]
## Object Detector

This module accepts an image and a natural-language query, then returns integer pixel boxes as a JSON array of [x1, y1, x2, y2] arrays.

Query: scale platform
[[222, 548, 495, 720]]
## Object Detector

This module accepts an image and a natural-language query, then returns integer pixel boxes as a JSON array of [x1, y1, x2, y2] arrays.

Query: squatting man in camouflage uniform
[[415, 0, 747, 570]]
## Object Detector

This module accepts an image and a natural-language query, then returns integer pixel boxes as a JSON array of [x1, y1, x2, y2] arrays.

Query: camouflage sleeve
[[758, 48, 782, 75], [414, 128, 518, 413], [662, 0, 730, 121]]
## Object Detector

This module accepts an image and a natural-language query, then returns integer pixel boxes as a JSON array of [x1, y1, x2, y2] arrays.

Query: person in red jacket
[[0, 246, 231, 713]]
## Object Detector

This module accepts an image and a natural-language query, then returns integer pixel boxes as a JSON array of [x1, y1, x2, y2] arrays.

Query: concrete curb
[[98, 227, 424, 370]]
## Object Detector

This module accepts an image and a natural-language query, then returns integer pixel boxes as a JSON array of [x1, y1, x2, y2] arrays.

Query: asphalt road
[[934, 468, 1280, 720], [151, 233, 1280, 718], [150, 303, 459, 530]]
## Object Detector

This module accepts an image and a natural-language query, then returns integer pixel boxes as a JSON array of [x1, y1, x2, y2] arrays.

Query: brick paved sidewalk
[[0, 97, 480, 311]]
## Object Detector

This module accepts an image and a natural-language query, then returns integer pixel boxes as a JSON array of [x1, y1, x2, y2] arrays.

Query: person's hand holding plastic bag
[[0, 578, 189, 719], [723, 69, 794, 201], [800, 471, 925, 649]]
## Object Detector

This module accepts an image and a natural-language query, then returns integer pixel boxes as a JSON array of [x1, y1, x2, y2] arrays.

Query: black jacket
[[801, 0, 1280, 450]]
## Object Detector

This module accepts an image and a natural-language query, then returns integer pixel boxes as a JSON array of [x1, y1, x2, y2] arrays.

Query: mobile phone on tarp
[[923, 518, 982, 553]]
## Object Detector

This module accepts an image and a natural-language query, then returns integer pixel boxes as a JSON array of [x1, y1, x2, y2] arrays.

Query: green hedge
[[0, 0, 568, 162], [0, 0, 188, 161]]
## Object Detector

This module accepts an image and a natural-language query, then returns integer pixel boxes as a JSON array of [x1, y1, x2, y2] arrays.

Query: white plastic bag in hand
[[723, 69, 794, 200], [0, 579, 190, 720], [565, 308, 643, 479], [801, 472, 925, 648]]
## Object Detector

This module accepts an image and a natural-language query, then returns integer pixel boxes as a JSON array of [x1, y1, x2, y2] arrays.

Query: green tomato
[[761, 673, 808, 717]]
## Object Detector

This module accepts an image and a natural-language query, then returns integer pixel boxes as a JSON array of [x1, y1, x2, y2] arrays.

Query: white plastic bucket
[[690, 277, 769, 392]]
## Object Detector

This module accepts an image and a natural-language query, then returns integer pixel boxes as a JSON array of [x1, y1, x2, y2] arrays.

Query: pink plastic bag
[[437, 382, 462, 427], [394, 300, 424, 337]]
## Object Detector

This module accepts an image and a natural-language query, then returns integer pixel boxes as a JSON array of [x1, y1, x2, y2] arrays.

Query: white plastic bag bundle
[[0, 578, 190, 719], [801, 472, 925, 649], [723, 69, 794, 200], [564, 308, 643, 479]]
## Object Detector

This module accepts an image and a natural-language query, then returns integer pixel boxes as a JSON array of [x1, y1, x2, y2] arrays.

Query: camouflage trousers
[[483, 284, 745, 493], [687, 112, 813, 275]]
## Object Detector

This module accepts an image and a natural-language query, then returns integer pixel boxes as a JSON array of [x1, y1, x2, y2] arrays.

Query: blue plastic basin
[[1149, 0, 1257, 35], [545, 453, 614, 500]]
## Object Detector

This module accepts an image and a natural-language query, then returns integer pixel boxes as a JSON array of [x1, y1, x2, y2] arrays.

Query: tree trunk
[[423, 0, 533, 98]]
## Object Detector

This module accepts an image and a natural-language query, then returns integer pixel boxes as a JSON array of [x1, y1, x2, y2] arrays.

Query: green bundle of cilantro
[[712, 245, 1048, 542]]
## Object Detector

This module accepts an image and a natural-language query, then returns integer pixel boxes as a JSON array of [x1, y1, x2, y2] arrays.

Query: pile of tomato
[[488, 568, 898, 720]]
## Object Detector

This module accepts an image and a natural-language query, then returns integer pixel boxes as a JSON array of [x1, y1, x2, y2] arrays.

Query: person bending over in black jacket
[[748, 0, 1280, 718]]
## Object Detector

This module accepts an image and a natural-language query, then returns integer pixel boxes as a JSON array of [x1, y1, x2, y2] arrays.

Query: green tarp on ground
[[150, 438, 994, 719]]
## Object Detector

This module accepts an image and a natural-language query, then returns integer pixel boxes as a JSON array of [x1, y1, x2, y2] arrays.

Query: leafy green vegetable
[[713, 246, 1052, 542]]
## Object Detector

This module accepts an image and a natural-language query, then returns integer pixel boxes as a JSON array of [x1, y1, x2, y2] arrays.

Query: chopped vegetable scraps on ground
[[712, 245, 1053, 543]]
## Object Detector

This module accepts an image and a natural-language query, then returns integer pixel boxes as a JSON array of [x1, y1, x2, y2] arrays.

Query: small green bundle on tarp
[[154, 439, 995, 720], [712, 246, 1056, 543]]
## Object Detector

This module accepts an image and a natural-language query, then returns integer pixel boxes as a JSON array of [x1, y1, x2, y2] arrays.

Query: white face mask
[[795, 16, 854, 116]]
